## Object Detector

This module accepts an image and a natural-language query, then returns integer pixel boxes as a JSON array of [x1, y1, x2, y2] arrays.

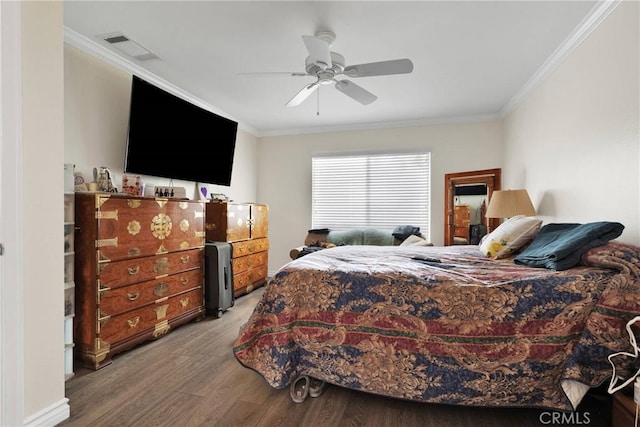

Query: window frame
[[311, 150, 431, 240]]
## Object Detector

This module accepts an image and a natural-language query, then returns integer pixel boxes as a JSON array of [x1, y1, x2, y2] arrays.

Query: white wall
[[64, 45, 259, 204], [21, 1, 68, 423], [503, 0, 639, 244], [258, 121, 503, 273]]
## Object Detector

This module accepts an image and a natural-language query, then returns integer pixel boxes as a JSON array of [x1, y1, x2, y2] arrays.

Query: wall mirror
[[444, 168, 502, 246]]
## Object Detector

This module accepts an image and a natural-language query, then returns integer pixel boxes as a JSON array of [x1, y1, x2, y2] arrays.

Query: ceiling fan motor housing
[[305, 52, 345, 77]]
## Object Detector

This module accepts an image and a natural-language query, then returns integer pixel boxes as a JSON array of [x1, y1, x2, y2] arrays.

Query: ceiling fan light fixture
[[317, 70, 335, 82]]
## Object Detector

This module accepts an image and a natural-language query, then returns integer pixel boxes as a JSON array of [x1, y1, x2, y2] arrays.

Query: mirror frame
[[444, 168, 502, 246]]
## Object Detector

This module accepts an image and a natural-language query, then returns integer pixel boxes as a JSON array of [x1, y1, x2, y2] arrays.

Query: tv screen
[[125, 75, 237, 186]]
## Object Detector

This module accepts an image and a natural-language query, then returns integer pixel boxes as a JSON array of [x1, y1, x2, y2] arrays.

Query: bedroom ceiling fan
[[240, 31, 414, 107]]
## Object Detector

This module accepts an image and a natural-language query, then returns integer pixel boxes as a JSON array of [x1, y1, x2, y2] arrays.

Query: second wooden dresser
[[204, 201, 269, 297], [74, 193, 206, 369]]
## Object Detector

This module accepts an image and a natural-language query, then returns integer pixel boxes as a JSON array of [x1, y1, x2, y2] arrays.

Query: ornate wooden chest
[[204, 202, 269, 297], [74, 193, 206, 369]]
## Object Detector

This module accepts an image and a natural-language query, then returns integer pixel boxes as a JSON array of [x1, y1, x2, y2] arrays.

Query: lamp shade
[[485, 189, 536, 218]]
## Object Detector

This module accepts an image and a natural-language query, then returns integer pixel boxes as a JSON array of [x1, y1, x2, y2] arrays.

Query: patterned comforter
[[233, 242, 640, 411]]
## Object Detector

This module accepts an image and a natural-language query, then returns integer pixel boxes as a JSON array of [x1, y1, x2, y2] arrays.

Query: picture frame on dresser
[[198, 182, 228, 202], [198, 182, 212, 201]]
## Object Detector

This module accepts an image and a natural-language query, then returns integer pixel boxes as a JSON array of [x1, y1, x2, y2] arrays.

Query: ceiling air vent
[[101, 32, 159, 61]]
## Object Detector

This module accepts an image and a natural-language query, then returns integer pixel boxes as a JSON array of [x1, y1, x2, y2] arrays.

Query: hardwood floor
[[62, 287, 613, 427]]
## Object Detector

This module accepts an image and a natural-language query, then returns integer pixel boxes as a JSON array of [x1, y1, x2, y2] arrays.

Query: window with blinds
[[312, 152, 431, 239]]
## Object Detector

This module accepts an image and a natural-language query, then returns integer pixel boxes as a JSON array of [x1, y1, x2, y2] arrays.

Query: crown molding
[[500, 0, 621, 117], [63, 27, 259, 137], [257, 113, 501, 138]]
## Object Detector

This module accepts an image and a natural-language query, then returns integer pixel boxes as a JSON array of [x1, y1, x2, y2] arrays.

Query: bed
[[232, 237, 640, 411]]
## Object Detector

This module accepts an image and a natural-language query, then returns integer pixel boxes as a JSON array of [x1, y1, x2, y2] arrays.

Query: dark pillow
[[296, 246, 325, 258], [392, 225, 421, 241], [514, 221, 624, 270], [307, 228, 330, 234]]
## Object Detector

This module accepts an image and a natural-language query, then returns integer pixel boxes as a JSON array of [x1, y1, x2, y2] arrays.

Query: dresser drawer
[[99, 268, 203, 316], [454, 205, 470, 227], [98, 288, 203, 344], [95, 196, 205, 261], [233, 264, 268, 291], [232, 251, 268, 274], [231, 238, 269, 258], [98, 248, 203, 289]]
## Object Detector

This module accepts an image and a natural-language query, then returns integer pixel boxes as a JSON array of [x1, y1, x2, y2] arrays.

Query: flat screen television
[[124, 75, 238, 186]]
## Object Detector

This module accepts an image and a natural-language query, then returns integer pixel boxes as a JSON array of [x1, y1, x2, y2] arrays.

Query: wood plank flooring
[[61, 288, 613, 427]]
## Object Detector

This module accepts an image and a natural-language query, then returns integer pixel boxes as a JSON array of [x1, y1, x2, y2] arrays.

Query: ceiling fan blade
[[343, 59, 414, 78], [302, 35, 332, 70], [286, 82, 319, 107], [334, 80, 377, 105]]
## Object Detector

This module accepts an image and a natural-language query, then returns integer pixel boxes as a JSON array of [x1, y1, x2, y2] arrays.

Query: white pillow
[[479, 215, 542, 259], [400, 234, 433, 247]]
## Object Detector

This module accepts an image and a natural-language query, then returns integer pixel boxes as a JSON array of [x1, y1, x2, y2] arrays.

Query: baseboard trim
[[24, 398, 69, 427]]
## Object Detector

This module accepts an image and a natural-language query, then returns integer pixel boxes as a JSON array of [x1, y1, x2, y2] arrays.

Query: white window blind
[[312, 152, 431, 239]]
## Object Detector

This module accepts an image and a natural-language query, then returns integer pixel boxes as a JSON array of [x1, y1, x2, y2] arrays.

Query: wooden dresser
[[454, 205, 471, 243], [204, 201, 269, 297], [74, 193, 206, 369]]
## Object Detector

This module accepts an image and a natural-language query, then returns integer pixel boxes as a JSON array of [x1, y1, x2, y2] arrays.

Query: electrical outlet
[[634, 377, 640, 405]]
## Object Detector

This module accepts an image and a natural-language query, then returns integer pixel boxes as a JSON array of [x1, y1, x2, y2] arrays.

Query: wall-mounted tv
[[124, 75, 238, 186]]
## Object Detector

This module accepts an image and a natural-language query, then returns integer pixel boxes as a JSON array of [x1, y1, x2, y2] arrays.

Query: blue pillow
[[514, 221, 624, 270]]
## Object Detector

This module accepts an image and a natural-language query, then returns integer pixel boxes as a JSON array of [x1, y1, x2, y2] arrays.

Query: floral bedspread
[[232, 242, 640, 410]]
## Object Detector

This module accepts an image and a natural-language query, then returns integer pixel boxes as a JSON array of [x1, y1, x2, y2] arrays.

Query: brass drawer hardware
[[154, 304, 169, 320], [153, 257, 169, 274], [97, 310, 111, 332], [154, 282, 169, 297], [152, 320, 170, 338], [96, 237, 118, 248], [96, 210, 118, 220], [127, 316, 140, 328], [128, 247, 141, 256]]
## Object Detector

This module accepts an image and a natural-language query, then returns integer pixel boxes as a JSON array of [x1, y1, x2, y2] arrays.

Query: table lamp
[[485, 189, 536, 219]]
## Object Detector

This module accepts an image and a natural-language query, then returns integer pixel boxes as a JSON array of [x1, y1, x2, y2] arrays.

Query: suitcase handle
[[224, 266, 229, 290]]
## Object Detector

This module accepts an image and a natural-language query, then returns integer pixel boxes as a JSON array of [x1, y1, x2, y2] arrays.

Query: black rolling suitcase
[[204, 241, 234, 317]]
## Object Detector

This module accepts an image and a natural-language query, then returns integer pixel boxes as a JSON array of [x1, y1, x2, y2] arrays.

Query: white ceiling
[[63, 1, 605, 137]]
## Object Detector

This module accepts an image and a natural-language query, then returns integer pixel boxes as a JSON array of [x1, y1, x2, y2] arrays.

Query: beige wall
[[22, 0, 67, 421], [64, 45, 259, 203], [503, 0, 640, 244], [258, 121, 503, 272]]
